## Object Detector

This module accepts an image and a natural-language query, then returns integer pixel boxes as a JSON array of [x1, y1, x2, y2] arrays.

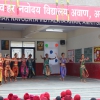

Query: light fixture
[[46, 29, 63, 32]]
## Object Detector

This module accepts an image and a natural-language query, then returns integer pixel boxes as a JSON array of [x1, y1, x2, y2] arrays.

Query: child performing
[[4, 54, 14, 83], [80, 54, 89, 83], [56, 53, 68, 81], [27, 54, 36, 78], [20, 54, 29, 80], [40, 54, 56, 79], [12, 53, 19, 81]]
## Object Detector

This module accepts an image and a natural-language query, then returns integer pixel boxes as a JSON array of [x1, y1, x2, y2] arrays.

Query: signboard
[[67, 50, 74, 62], [75, 49, 82, 63], [0, 1, 100, 22], [84, 47, 92, 62], [94, 47, 100, 62]]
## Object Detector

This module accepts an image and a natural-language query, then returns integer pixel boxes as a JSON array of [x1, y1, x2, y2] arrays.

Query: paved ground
[[0, 76, 100, 100]]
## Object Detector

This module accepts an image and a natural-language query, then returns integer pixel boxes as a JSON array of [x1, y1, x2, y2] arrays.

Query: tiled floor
[[0, 76, 100, 100]]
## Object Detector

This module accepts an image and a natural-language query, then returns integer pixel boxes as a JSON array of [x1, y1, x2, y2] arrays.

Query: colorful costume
[[0, 58, 4, 83], [43, 58, 51, 77], [21, 59, 28, 78], [4, 60, 14, 80], [12, 58, 18, 78], [80, 60, 89, 79], [60, 58, 67, 79], [27, 59, 35, 78]]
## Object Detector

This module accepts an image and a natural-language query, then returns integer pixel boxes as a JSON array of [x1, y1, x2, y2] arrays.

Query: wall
[[66, 28, 100, 79], [67, 28, 100, 56], [0, 31, 67, 63]]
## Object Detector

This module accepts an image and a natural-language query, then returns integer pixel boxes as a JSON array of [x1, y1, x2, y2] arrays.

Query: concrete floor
[[0, 76, 100, 100]]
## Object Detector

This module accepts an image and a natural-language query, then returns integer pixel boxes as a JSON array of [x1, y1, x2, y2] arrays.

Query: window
[[11, 41, 22, 47], [12, 48, 22, 58], [24, 49, 34, 58], [23, 42, 35, 47], [11, 41, 35, 47]]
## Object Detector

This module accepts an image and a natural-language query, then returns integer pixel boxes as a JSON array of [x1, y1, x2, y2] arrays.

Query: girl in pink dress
[[20, 54, 28, 79]]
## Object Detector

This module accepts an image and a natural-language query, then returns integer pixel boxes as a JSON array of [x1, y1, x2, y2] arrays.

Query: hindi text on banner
[[19, 3, 41, 14], [71, 9, 89, 17], [94, 10, 100, 18]]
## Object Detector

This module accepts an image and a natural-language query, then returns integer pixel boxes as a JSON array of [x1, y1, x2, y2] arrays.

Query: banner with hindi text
[[0, 0, 100, 22]]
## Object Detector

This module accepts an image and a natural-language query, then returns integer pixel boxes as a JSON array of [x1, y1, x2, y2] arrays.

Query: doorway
[[10, 47, 35, 77], [10, 41, 36, 77], [10, 47, 35, 59]]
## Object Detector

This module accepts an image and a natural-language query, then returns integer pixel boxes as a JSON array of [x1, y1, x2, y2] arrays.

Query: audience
[[74, 94, 81, 100], [0, 96, 3, 100], [0, 90, 99, 100], [90, 98, 96, 100], [24, 93, 30, 100], [8, 93, 13, 100], [61, 91, 66, 98], [56, 96, 61, 100]]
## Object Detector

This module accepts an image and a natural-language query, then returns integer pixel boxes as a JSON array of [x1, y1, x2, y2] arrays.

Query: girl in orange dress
[[0, 53, 4, 85], [12, 53, 19, 81], [4, 54, 14, 83]]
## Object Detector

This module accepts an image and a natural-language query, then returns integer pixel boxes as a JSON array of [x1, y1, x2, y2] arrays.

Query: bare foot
[[81, 79, 83, 82], [14, 79, 17, 81], [10, 79, 12, 82], [60, 78, 63, 81], [62, 78, 65, 81], [84, 80, 86, 83]]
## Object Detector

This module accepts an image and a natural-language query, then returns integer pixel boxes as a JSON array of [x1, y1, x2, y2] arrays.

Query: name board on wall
[[94, 47, 100, 62], [84, 47, 92, 62], [67, 50, 74, 62], [75, 49, 82, 63]]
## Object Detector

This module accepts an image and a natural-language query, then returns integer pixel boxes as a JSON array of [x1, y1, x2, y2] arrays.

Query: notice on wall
[[75, 49, 82, 63], [67, 50, 74, 62], [84, 47, 92, 62], [94, 47, 100, 62], [44, 42, 60, 74]]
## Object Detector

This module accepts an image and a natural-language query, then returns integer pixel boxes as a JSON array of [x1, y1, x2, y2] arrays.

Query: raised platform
[[0, 76, 100, 100]]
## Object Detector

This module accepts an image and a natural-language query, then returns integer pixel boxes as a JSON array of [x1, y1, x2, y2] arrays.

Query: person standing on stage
[[40, 54, 56, 79], [12, 53, 19, 81], [4, 54, 14, 83], [20, 54, 29, 80], [80, 54, 89, 82], [26, 54, 36, 78], [56, 53, 68, 81], [0, 53, 4, 85]]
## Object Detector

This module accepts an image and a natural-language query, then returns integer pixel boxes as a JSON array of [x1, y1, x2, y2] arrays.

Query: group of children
[[0, 53, 36, 85], [0, 52, 89, 85], [41, 53, 89, 82]]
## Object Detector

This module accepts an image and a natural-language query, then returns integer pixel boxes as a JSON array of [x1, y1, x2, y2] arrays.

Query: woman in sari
[[80, 54, 89, 82], [4, 54, 14, 83], [27, 54, 36, 78], [40, 54, 56, 79], [12, 53, 19, 81], [21, 54, 28, 79], [56, 53, 69, 81], [0, 53, 4, 85]]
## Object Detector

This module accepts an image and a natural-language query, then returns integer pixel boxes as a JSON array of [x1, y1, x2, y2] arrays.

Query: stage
[[0, 76, 100, 100]]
